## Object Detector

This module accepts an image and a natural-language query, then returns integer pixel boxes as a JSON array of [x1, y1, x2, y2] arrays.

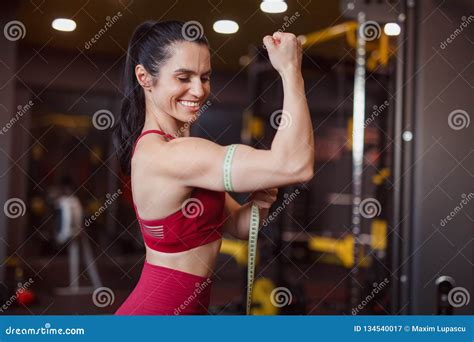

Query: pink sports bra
[[131, 130, 226, 253]]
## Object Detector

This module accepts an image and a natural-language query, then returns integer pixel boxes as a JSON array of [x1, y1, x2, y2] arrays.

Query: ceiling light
[[260, 0, 288, 14], [52, 18, 76, 32], [213, 20, 239, 34], [384, 22, 401, 36]]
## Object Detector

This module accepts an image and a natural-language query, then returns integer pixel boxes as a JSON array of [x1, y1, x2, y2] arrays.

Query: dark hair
[[113, 20, 209, 175]]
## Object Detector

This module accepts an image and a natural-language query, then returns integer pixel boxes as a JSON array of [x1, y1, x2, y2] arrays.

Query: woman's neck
[[143, 109, 184, 138]]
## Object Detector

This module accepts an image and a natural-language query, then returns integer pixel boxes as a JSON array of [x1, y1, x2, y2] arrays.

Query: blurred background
[[0, 0, 472, 315]]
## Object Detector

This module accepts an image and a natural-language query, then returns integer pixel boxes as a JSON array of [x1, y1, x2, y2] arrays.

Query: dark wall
[[410, 0, 473, 314]]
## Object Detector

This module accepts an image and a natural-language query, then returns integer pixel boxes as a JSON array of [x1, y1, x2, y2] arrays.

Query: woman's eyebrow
[[174, 68, 212, 75]]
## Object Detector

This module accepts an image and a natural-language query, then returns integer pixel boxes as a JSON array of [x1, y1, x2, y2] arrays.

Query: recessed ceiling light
[[384, 23, 401, 36], [260, 0, 288, 14], [213, 20, 239, 34], [52, 18, 76, 32]]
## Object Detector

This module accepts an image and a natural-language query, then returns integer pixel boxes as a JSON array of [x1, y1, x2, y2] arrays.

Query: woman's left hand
[[250, 188, 278, 209]]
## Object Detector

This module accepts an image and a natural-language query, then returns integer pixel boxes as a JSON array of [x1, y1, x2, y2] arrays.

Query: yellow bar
[[371, 219, 387, 251], [379, 32, 389, 66], [308, 235, 354, 268], [300, 21, 358, 48], [220, 239, 249, 266]]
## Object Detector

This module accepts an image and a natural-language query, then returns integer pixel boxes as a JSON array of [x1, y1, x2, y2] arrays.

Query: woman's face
[[151, 41, 211, 123]]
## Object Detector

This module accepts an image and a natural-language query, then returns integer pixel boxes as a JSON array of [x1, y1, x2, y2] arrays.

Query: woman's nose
[[190, 79, 205, 98]]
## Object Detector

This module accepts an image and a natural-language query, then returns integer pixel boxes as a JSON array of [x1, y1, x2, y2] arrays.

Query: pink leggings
[[115, 261, 212, 315]]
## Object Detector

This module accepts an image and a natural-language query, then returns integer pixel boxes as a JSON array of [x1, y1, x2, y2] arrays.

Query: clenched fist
[[251, 188, 278, 209], [263, 32, 302, 75]]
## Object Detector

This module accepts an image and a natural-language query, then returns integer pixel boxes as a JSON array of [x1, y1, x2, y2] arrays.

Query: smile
[[177, 100, 200, 108]]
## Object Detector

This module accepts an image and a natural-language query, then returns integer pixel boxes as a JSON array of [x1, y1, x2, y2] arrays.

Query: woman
[[113, 20, 314, 315]]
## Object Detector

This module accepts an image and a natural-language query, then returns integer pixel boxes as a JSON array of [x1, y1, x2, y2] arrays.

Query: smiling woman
[[113, 20, 314, 315]]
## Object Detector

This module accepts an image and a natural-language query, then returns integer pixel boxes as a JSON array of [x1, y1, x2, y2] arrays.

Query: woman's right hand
[[263, 32, 302, 76]]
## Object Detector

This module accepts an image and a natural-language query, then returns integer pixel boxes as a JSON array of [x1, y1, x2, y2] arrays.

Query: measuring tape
[[223, 144, 260, 315]]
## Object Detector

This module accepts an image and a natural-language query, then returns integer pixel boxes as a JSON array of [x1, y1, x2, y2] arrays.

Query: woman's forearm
[[271, 70, 314, 175]]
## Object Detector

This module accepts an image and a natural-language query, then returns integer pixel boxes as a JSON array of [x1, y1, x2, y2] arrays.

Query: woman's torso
[[131, 135, 222, 278]]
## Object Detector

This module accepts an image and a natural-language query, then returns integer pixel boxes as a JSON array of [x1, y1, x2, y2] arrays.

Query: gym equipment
[[53, 192, 103, 295], [220, 10, 396, 315]]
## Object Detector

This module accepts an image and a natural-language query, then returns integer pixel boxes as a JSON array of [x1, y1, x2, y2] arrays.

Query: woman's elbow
[[285, 161, 314, 183], [299, 164, 314, 182]]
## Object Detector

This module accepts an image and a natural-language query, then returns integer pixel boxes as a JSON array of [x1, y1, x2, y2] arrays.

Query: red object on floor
[[16, 289, 35, 306]]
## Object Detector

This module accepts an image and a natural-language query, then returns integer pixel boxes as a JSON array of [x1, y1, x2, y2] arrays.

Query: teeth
[[178, 101, 199, 108]]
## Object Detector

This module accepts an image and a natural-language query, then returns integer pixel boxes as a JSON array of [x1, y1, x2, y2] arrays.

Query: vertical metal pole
[[399, 0, 416, 315], [391, 7, 407, 314], [349, 11, 367, 311]]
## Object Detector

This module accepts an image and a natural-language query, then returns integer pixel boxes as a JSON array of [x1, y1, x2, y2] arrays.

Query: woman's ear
[[135, 64, 153, 92]]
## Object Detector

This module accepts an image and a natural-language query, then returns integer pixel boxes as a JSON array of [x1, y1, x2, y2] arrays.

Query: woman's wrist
[[280, 69, 305, 95], [280, 68, 303, 85]]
